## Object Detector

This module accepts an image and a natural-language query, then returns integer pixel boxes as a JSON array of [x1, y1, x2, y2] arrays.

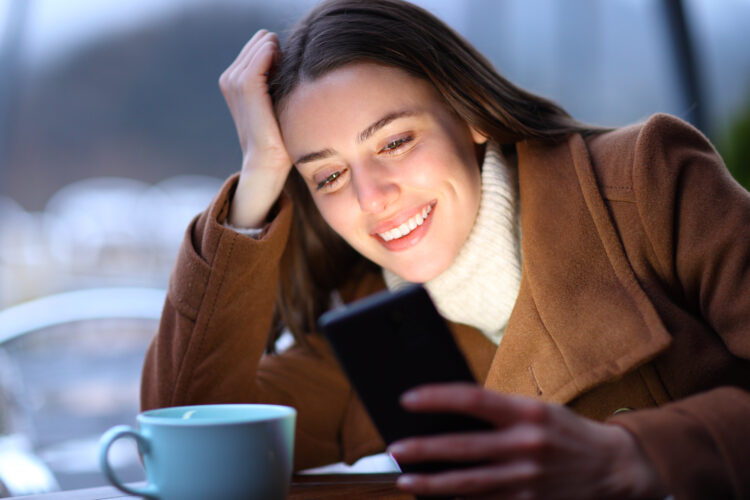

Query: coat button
[[612, 407, 633, 415]]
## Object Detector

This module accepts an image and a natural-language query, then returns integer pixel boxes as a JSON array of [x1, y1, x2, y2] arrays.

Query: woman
[[141, 0, 750, 498]]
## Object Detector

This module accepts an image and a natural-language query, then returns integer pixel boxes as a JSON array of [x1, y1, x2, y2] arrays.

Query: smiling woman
[[140, 1, 750, 499], [279, 63, 483, 282]]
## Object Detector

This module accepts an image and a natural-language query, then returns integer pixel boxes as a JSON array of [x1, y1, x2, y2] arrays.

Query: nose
[[351, 160, 400, 214]]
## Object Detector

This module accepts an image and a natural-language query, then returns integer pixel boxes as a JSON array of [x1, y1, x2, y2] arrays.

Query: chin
[[389, 258, 450, 284]]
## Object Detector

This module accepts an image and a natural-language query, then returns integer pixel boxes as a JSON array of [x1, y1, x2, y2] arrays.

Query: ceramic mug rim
[[138, 403, 296, 427]]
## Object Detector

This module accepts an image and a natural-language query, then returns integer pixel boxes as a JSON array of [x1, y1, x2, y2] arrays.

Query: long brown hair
[[266, 0, 602, 350]]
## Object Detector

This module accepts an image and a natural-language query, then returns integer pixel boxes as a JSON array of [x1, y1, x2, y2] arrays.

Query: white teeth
[[378, 204, 432, 241]]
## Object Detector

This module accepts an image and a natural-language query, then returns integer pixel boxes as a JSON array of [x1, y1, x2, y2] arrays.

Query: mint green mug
[[99, 404, 296, 500]]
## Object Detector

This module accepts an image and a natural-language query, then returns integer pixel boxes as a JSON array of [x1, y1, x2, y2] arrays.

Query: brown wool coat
[[141, 114, 750, 499]]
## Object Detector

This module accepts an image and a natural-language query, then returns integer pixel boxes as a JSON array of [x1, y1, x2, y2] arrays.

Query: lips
[[371, 201, 436, 251], [377, 204, 432, 241]]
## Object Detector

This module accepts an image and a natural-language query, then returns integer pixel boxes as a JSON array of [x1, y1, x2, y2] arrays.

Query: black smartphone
[[317, 284, 493, 477]]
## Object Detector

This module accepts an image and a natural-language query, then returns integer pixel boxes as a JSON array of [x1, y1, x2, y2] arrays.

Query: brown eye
[[316, 171, 340, 190], [381, 136, 413, 153]]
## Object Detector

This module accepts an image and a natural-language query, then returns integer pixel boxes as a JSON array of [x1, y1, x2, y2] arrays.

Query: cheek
[[311, 195, 354, 239], [465, 163, 482, 202], [458, 169, 482, 225], [408, 143, 479, 195], [400, 147, 448, 186]]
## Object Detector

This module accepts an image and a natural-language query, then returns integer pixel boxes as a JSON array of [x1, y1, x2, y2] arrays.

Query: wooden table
[[12, 474, 414, 499]]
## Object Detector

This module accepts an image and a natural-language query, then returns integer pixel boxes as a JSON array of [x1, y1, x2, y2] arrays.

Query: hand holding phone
[[318, 284, 493, 476]]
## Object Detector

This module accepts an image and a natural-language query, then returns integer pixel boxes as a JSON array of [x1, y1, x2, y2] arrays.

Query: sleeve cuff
[[223, 221, 268, 239], [607, 387, 750, 499]]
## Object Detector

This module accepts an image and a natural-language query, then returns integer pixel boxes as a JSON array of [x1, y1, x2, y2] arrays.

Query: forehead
[[278, 63, 443, 152]]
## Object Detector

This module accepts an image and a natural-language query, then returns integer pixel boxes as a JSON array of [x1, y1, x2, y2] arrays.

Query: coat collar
[[483, 134, 672, 404]]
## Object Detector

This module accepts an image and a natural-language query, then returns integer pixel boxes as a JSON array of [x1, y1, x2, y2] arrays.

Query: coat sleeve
[[608, 114, 750, 499], [139, 174, 384, 470]]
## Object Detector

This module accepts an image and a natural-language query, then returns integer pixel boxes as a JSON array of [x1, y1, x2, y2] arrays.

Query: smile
[[377, 204, 432, 242]]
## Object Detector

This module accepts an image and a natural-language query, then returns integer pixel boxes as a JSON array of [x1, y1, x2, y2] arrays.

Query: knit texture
[[383, 143, 522, 344]]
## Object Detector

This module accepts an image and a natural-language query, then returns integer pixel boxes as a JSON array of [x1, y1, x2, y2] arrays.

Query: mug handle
[[99, 425, 159, 498]]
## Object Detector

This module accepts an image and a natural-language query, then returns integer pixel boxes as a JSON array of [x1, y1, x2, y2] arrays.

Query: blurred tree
[[718, 93, 750, 190], [662, 0, 705, 133], [0, 0, 31, 185], [6, 3, 292, 209]]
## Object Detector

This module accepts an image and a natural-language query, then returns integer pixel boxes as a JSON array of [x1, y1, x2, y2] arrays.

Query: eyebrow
[[295, 148, 336, 165], [357, 109, 419, 144], [294, 108, 420, 166]]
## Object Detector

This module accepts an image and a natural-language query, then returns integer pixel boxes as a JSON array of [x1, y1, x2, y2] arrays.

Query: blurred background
[[0, 0, 749, 495]]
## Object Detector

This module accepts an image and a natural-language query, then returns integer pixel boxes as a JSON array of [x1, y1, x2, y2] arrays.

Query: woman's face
[[279, 63, 485, 282]]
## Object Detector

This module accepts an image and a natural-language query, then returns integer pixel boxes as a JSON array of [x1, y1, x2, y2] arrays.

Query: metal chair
[[0, 287, 165, 496]]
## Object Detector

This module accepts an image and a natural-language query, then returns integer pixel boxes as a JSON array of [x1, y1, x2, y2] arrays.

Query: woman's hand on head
[[219, 30, 293, 228], [388, 384, 668, 499]]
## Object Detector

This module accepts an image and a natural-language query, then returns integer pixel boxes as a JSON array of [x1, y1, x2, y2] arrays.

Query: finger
[[396, 461, 539, 497], [400, 383, 546, 427], [232, 32, 278, 80], [225, 41, 279, 118], [229, 29, 269, 71], [390, 432, 499, 463], [221, 29, 268, 82], [223, 41, 278, 96], [242, 38, 280, 83], [223, 31, 277, 84], [389, 425, 544, 464], [234, 32, 279, 74]]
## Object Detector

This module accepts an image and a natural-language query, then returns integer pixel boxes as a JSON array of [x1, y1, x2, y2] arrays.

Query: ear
[[470, 126, 489, 145]]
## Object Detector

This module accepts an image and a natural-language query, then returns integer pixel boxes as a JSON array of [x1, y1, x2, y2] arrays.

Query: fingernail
[[400, 390, 419, 405], [397, 474, 415, 487], [387, 443, 405, 456]]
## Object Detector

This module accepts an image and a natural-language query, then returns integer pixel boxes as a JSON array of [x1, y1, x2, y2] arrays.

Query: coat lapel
[[484, 135, 672, 404]]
